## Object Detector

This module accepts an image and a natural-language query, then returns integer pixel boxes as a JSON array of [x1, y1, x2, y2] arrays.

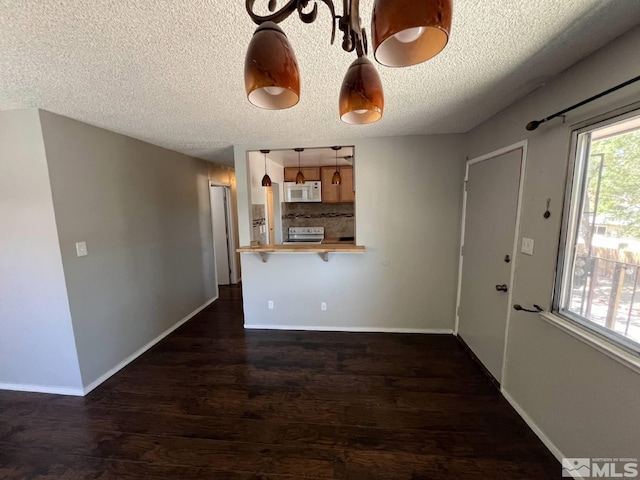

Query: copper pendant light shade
[[294, 148, 305, 184], [371, 0, 452, 67], [260, 149, 272, 187], [245, 21, 301, 110], [339, 57, 384, 125]]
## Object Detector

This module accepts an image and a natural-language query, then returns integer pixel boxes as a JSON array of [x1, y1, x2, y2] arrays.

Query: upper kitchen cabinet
[[321, 166, 354, 203], [339, 166, 355, 203], [284, 167, 320, 182]]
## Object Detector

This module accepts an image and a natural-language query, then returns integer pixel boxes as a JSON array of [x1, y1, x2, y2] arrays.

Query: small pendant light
[[294, 148, 305, 184], [260, 149, 272, 187], [331, 146, 342, 185]]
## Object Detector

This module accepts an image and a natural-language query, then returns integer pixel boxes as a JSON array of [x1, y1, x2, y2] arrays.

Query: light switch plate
[[76, 242, 89, 257], [76, 241, 88, 257], [521, 237, 534, 256]]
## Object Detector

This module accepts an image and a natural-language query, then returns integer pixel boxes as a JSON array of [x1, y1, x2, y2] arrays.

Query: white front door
[[457, 146, 525, 383]]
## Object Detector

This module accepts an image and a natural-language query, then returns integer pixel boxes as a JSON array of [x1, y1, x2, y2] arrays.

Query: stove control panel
[[289, 227, 324, 235]]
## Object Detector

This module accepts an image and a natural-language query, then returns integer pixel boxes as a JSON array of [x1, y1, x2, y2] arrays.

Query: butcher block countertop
[[237, 243, 365, 262]]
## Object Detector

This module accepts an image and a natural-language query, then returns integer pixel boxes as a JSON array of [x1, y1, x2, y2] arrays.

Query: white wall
[[0, 109, 83, 394], [465, 27, 640, 458], [235, 135, 466, 331], [38, 110, 217, 389]]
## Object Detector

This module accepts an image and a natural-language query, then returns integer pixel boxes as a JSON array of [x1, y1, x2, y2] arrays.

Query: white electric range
[[283, 227, 325, 244]]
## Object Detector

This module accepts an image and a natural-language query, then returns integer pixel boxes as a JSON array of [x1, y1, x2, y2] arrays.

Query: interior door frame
[[454, 140, 528, 385], [209, 181, 239, 285]]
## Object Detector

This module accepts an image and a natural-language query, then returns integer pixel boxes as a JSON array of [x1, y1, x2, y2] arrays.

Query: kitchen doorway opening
[[246, 146, 356, 246]]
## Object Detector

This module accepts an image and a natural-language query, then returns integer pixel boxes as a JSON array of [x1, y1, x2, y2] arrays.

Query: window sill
[[539, 312, 640, 375]]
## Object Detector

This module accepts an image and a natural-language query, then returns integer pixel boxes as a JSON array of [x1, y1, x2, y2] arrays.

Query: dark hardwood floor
[[0, 285, 559, 479]]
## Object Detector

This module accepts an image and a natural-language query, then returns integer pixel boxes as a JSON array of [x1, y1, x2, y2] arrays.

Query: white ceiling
[[1, 1, 639, 167]]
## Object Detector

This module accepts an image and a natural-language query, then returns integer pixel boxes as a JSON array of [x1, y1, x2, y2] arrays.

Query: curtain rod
[[526, 74, 640, 131]]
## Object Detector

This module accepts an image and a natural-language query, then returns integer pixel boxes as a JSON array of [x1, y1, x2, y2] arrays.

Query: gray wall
[[0, 109, 83, 393], [465, 27, 640, 458], [39, 111, 217, 388], [235, 135, 466, 331]]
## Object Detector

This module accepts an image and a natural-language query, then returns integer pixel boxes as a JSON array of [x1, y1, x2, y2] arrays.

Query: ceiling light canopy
[[245, 0, 452, 124]]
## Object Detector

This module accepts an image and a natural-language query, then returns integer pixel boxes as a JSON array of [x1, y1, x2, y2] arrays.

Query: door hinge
[[464, 180, 468, 191], [460, 245, 464, 256]]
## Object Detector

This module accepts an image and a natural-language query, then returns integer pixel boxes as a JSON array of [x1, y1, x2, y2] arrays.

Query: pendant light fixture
[[245, 0, 452, 123], [340, 57, 384, 125], [260, 149, 272, 187], [244, 21, 300, 109], [372, 0, 453, 67], [294, 147, 305, 184], [331, 146, 342, 185]]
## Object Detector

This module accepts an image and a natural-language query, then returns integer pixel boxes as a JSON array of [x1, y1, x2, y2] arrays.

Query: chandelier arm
[[246, 0, 338, 32], [317, 0, 338, 44], [246, 0, 300, 24], [296, 0, 319, 23], [336, 0, 367, 53], [347, 0, 360, 35], [354, 27, 368, 57], [247, 0, 339, 47]]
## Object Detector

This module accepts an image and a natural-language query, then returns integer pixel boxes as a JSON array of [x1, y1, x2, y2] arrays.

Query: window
[[556, 111, 640, 354]]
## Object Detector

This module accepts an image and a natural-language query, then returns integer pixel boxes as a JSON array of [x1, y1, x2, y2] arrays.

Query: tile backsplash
[[282, 202, 354, 239]]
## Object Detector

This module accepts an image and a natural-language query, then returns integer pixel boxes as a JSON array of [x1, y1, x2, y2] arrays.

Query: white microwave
[[284, 181, 322, 203]]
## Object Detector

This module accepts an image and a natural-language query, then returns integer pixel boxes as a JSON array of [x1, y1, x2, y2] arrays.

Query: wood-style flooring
[[0, 285, 559, 479]]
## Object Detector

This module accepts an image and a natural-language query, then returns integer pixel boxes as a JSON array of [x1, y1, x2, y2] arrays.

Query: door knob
[[495, 284, 509, 292]]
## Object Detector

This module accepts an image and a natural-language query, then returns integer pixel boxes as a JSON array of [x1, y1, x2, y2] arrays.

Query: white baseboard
[[501, 388, 566, 464], [244, 324, 454, 334], [82, 295, 218, 395], [0, 382, 84, 397]]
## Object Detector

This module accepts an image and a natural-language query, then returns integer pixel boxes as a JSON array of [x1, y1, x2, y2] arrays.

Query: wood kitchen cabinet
[[284, 167, 320, 182], [321, 166, 354, 203], [339, 166, 355, 203]]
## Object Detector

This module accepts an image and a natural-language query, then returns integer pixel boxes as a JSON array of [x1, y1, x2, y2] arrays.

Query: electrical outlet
[[321, 302, 327, 311], [268, 300, 274, 309]]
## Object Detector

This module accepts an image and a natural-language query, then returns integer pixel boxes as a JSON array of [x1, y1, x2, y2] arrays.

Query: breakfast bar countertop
[[237, 243, 365, 262]]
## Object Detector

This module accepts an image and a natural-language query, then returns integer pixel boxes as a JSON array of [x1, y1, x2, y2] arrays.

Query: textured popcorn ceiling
[[1, 1, 640, 166]]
